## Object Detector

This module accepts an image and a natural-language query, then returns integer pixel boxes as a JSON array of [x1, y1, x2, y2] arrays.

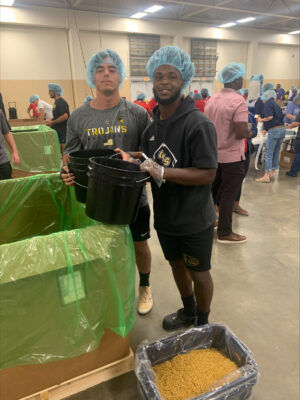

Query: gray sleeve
[[137, 107, 151, 149], [64, 114, 82, 155], [0, 110, 10, 135]]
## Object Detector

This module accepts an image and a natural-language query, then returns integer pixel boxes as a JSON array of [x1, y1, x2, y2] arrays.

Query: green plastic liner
[[6, 126, 61, 172], [0, 174, 136, 370]]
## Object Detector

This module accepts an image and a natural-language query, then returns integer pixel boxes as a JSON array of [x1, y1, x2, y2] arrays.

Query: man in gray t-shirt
[[0, 110, 20, 180], [61, 49, 153, 316]]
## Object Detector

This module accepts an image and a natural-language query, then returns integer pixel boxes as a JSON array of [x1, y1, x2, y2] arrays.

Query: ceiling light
[[131, 12, 147, 19], [219, 22, 236, 28], [144, 5, 164, 13], [237, 17, 256, 23], [0, 0, 15, 6], [288, 30, 300, 35]]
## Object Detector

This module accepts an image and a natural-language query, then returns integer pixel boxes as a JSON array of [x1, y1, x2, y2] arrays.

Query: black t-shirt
[[52, 97, 70, 137], [255, 98, 264, 116], [262, 98, 284, 130], [142, 97, 218, 236], [296, 111, 300, 139]]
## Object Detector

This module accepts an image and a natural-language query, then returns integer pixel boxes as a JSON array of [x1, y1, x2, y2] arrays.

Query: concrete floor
[[68, 162, 299, 400]]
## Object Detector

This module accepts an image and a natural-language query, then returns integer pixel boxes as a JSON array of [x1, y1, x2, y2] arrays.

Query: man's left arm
[[47, 100, 69, 126]]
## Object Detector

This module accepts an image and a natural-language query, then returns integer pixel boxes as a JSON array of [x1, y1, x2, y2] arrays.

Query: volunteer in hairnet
[[205, 62, 252, 243], [60, 49, 153, 316], [255, 89, 285, 183], [134, 92, 151, 116], [123, 46, 218, 330], [46, 83, 70, 155]]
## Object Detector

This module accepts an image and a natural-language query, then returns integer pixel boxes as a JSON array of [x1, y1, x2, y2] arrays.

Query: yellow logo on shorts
[[183, 253, 200, 267]]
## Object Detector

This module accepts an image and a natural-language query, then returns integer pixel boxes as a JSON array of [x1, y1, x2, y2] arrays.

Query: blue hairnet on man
[[86, 49, 126, 88], [262, 83, 274, 93], [218, 62, 246, 84], [146, 46, 195, 91], [136, 92, 146, 101], [261, 90, 277, 101], [48, 83, 63, 96], [29, 94, 40, 103], [84, 95, 93, 104]]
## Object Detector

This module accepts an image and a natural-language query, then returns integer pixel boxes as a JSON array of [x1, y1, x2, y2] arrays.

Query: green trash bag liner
[[0, 174, 136, 370], [11, 125, 40, 132], [6, 126, 61, 172]]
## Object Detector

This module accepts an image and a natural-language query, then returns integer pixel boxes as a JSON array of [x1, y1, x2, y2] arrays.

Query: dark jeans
[[212, 161, 246, 237], [289, 138, 300, 177], [235, 150, 250, 202], [0, 161, 12, 180]]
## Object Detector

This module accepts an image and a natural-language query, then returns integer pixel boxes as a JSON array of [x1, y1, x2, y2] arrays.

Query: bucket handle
[[67, 171, 88, 189], [109, 152, 120, 158], [136, 176, 150, 183]]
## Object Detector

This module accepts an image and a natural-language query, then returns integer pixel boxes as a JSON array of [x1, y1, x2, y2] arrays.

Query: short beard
[[101, 88, 116, 97], [153, 88, 182, 106]]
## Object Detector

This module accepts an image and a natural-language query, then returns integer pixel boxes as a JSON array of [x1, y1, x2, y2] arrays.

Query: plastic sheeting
[[6, 125, 61, 172], [0, 174, 136, 370], [135, 324, 258, 400]]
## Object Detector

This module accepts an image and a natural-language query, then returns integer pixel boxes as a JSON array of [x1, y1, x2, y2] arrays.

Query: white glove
[[140, 159, 165, 187]]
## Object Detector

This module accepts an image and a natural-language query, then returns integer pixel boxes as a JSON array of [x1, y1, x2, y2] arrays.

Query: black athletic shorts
[[157, 224, 214, 272], [129, 205, 151, 242], [0, 161, 12, 180]]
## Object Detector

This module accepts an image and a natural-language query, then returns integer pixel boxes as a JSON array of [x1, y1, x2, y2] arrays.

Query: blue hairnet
[[218, 62, 246, 84], [86, 49, 126, 88], [48, 83, 63, 95], [200, 88, 209, 96], [84, 95, 93, 104], [293, 94, 300, 103], [194, 93, 201, 100], [250, 74, 264, 82], [146, 46, 195, 91], [236, 89, 244, 96], [291, 86, 297, 91], [262, 83, 274, 92], [261, 90, 276, 101], [136, 92, 146, 101], [29, 94, 40, 103]]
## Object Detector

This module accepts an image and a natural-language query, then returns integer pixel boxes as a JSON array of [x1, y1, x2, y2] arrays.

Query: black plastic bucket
[[86, 157, 149, 225], [68, 149, 116, 203]]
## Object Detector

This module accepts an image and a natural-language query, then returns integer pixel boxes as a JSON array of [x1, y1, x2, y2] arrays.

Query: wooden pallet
[[19, 349, 134, 400]]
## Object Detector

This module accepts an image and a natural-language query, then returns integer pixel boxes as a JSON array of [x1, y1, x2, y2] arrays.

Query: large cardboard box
[[0, 329, 130, 400], [280, 150, 294, 168]]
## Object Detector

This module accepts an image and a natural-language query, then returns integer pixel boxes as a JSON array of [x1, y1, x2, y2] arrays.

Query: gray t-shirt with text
[[0, 110, 10, 165], [64, 98, 151, 206]]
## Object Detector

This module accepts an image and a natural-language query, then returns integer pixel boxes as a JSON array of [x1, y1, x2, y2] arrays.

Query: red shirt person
[[134, 92, 151, 117]]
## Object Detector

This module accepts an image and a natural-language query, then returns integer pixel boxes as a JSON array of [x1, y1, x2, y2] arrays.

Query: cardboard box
[[0, 329, 130, 400], [280, 150, 294, 169], [8, 119, 46, 127]]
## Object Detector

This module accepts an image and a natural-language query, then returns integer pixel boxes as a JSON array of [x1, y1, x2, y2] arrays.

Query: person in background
[[288, 87, 298, 102], [27, 96, 39, 119], [0, 109, 20, 180], [284, 95, 300, 125], [28, 94, 53, 120], [205, 62, 252, 243], [275, 84, 285, 100], [46, 83, 69, 156], [255, 90, 285, 183], [137, 46, 217, 330], [200, 88, 210, 101], [148, 96, 157, 112], [84, 95, 93, 104], [243, 88, 248, 100], [134, 92, 152, 117], [286, 110, 300, 177], [193, 92, 206, 113], [60, 49, 153, 316]]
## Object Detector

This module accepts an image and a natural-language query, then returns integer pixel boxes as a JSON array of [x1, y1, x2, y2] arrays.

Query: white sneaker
[[137, 286, 153, 315]]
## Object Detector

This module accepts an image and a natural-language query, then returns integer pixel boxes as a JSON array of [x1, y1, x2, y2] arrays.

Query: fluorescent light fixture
[[219, 22, 236, 28], [131, 12, 147, 19], [237, 17, 256, 23], [0, 8, 15, 22], [144, 5, 163, 13], [0, 0, 15, 5], [288, 30, 300, 35]]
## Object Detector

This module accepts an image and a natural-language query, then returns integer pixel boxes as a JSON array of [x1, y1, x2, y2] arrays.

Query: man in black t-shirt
[[125, 46, 218, 330], [46, 83, 70, 155]]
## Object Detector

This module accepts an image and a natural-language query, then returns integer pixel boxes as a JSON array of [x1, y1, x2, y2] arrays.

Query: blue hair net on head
[[236, 89, 244, 96], [261, 90, 276, 101], [293, 94, 300, 103], [146, 46, 195, 91], [291, 86, 297, 91], [218, 62, 246, 84], [250, 74, 264, 82], [84, 95, 93, 104], [262, 83, 274, 93], [188, 91, 193, 97], [137, 92, 146, 101], [29, 94, 40, 103], [48, 83, 63, 95], [86, 49, 126, 88], [200, 88, 209, 96], [194, 93, 201, 100]]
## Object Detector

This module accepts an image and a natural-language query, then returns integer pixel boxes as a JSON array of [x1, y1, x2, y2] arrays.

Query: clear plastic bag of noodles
[[135, 324, 258, 400], [0, 173, 136, 370]]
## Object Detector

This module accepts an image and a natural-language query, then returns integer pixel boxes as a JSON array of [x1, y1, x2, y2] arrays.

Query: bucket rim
[[89, 156, 148, 176]]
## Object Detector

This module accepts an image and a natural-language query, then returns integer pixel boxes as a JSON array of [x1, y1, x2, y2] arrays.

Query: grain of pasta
[[153, 348, 238, 400]]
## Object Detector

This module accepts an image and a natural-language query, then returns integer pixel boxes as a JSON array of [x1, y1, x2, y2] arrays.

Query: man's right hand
[[61, 165, 75, 186]]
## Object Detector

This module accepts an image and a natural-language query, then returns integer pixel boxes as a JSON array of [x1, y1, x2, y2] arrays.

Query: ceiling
[[12, 0, 300, 33]]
